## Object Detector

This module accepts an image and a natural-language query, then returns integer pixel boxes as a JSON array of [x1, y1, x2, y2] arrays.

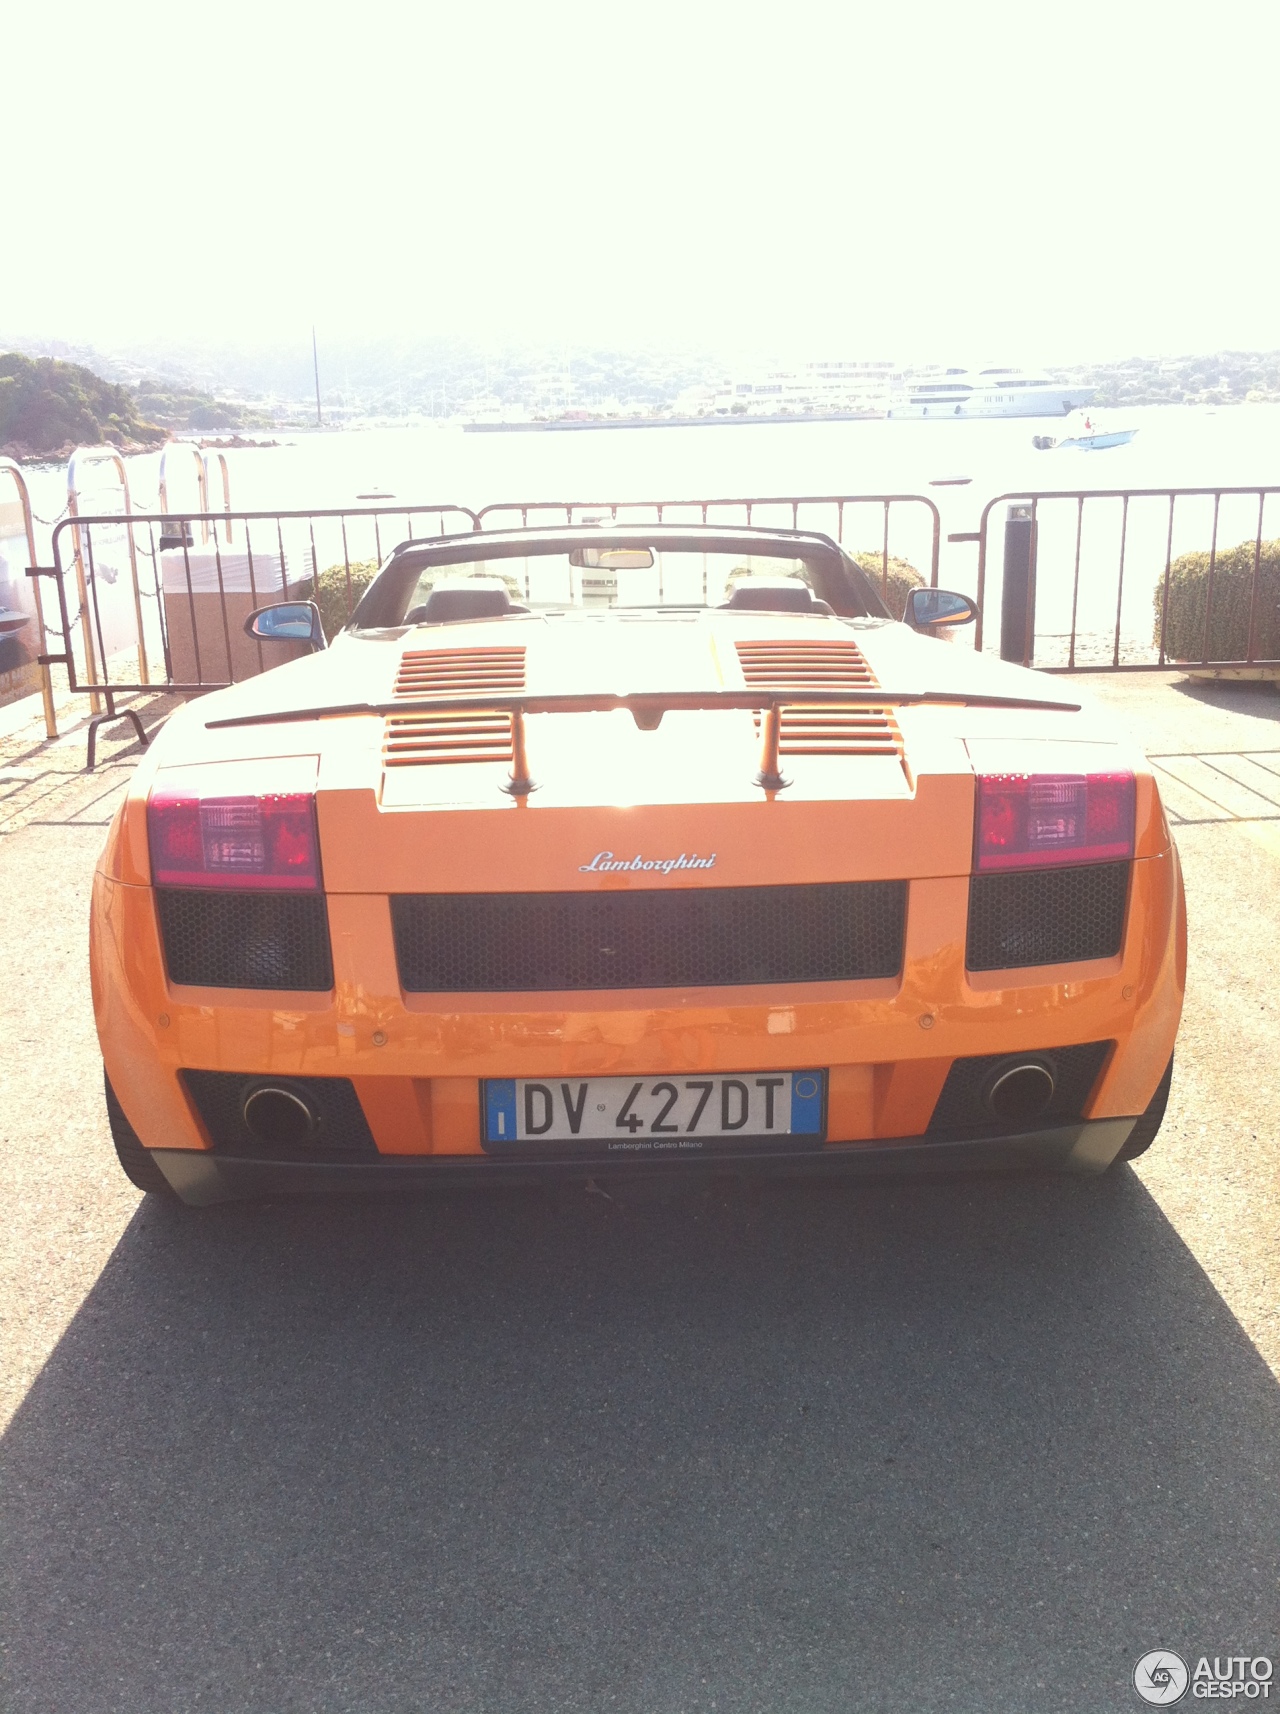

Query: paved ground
[[0, 676, 1277, 1714]]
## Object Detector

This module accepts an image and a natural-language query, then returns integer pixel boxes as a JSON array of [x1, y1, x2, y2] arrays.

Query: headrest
[[411, 578, 527, 625], [721, 580, 831, 614]]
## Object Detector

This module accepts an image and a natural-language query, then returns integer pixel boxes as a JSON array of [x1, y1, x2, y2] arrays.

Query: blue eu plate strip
[[790, 1072, 824, 1135], [485, 1079, 517, 1143]]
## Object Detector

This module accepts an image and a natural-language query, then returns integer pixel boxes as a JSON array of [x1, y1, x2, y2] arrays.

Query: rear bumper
[[151, 1116, 1137, 1205]]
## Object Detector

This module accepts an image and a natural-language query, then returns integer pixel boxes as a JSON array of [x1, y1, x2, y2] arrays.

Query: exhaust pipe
[[985, 1060, 1056, 1125], [242, 1084, 319, 1147]]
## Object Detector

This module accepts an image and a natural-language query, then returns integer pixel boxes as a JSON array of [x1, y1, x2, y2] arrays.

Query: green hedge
[[850, 552, 925, 619], [314, 559, 379, 640], [1156, 538, 1280, 662]]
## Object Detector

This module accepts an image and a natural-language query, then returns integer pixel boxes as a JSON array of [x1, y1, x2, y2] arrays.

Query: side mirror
[[904, 588, 979, 634], [244, 601, 327, 651]]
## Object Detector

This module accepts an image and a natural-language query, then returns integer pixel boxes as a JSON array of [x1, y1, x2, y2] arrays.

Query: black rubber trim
[[150, 1117, 1138, 1203]]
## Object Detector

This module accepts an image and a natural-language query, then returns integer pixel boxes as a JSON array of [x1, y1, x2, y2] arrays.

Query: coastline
[[0, 436, 163, 465], [1, 431, 279, 466], [462, 410, 884, 434]]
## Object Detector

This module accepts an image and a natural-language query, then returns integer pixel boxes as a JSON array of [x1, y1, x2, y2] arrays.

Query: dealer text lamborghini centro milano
[[90, 526, 1184, 1203]]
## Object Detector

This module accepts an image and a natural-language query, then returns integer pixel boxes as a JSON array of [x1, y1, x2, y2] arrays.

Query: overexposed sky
[[4, 0, 1279, 362]]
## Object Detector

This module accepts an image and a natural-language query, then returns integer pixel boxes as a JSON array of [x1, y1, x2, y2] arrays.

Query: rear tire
[[1115, 1055, 1174, 1163], [104, 1071, 177, 1196]]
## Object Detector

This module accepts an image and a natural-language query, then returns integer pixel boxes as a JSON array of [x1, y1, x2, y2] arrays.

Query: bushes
[[1156, 538, 1280, 662], [850, 551, 925, 619], [314, 559, 379, 640]]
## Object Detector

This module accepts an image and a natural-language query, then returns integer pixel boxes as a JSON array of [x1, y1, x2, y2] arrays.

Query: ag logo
[[1133, 1651, 1189, 1705]]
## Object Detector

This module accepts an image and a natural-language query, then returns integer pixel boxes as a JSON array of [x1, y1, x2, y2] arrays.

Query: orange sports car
[[91, 525, 1184, 1203]]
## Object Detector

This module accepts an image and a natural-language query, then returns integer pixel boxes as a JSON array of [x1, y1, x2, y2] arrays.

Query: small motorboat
[[0, 606, 31, 636], [1033, 411, 1137, 452]]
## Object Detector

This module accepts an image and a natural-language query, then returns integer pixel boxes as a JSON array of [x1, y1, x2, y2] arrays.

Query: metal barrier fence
[[33, 479, 1280, 763], [32, 491, 941, 760], [38, 503, 481, 761], [971, 486, 1280, 673]]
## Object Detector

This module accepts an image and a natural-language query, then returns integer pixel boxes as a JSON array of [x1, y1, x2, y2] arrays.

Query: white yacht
[[887, 367, 1092, 419]]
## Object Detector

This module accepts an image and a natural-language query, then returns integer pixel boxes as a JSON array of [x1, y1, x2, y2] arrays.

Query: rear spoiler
[[207, 687, 1082, 798]]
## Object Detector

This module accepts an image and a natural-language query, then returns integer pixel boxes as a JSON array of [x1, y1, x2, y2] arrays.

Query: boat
[[887, 367, 1091, 419], [1032, 411, 1138, 452]]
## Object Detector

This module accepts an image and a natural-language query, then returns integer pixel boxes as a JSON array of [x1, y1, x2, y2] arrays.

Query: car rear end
[[91, 627, 1184, 1204]]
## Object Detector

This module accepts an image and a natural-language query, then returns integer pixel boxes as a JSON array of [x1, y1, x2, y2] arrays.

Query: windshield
[[354, 537, 888, 628], [409, 552, 818, 615]]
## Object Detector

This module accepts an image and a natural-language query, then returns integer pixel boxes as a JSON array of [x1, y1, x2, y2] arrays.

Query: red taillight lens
[[975, 772, 1135, 872], [149, 773, 321, 890]]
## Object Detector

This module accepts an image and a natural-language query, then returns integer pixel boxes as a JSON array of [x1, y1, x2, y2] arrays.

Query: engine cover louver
[[393, 645, 526, 698], [734, 639, 902, 758], [385, 645, 526, 768]]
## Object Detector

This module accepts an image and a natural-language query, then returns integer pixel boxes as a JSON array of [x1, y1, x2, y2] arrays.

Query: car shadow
[[2, 1170, 1277, 1714], [1171, 676, 1280, 722]]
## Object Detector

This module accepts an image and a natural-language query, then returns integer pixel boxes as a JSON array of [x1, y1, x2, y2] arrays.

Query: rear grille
[[966, 862, 1129, 971], [928, 1041, 1112, 1136], [182, 1070, 376, 1158], [391, 881, 906, 992], [735, 638, 902, 758], [156, 889, 333, 990]]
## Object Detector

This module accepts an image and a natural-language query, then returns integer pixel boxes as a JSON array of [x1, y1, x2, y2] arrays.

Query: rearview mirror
[[904, 588, 979, 633], [568, 546, 655, 569], [244, 601, 327, 651]]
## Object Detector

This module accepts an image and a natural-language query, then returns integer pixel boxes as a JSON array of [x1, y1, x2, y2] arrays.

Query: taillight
[[974, 772, 1135, 872], [148, 764, 321, 890]]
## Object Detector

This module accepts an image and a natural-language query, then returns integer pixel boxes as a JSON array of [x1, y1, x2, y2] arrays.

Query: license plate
[[481, 1071, 826, 1156]]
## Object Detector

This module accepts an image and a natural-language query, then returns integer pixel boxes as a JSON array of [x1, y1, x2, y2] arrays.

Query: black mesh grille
[[966, 863, 1129, 971], [181, 1070, 376, 1158], [391, 882, 906, 992], [928, 1041, 1113, 1136], [156, 889, 333, 990]]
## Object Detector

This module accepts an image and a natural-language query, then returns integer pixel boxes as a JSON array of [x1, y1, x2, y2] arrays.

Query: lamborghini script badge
[[579, 851, 717, 875]]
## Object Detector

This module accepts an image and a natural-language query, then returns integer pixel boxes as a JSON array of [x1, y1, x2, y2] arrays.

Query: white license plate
[[482, 1071, 825, 1155]]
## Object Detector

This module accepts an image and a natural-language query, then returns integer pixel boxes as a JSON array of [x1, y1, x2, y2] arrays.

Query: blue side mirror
[[904, 588, 979, 633], [244, 601, 326, 651]]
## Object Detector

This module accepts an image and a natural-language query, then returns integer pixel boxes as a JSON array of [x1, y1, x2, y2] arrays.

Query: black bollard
[[1000, 503, 1037, 665]]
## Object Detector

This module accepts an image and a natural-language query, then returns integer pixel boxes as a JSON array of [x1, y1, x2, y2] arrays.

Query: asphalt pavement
[[1, 676, 1277, 1714]]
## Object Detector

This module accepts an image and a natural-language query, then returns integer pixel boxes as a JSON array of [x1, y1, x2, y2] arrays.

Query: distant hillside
[[1061, 350, 1280, 408], [133, 380, 273, 434], [0, 352, 166, 460]]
